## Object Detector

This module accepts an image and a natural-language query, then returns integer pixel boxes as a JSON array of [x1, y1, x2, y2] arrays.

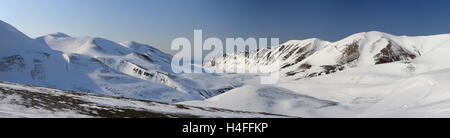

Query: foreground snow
[[0, 82, 289, 118]]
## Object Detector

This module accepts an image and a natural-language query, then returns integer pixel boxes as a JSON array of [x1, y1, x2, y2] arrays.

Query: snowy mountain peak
[[0, 20, 24, 36], [37, 34, 139, 57], [0, 20, 52, 54]]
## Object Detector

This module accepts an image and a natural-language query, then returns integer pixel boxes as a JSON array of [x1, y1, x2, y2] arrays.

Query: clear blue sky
[[1, 0, 450, 54]]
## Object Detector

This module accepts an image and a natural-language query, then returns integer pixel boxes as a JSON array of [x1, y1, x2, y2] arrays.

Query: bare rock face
[[374, 41, 416, 64], [338, 41, 360, 65]]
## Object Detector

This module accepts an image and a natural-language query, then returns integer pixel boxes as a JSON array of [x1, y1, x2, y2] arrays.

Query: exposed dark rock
[[0, 55, 25, 72], [209, 60, 216, 66], [299, 64, 312, 70], [195, 86, 235, 99], [278, 45, 286, 52], [338, 41, 360, 64], [374, 41, 416, 64], [280, 50, 314, 69], [0, 86, 198, 118], [307, 72, 319, 78], [283, 47, 299, 60], [285, 71, 298, 76], [31, 64, 45, 80], [266, 51, 272, 60], [296, 44, 311, 54], [321, 65, 345, 74]]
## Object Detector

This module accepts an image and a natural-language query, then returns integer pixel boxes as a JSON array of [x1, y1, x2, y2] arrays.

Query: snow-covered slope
[[0, 81, 288, 118], [0, 20, 105, 96], [0, 20, 53, 54], [36, 32, 242, 101], [184, 84, 347, 118], [187, 31, 450, 118], [36, 33, 172, 73], [0, 20, 237, 103], [185, 63, 450, 117], [357, 69, 450, 117]]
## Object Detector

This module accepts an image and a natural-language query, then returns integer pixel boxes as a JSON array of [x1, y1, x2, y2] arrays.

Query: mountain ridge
[[205, 31, 450, 79], [0, 20, 238, 103]]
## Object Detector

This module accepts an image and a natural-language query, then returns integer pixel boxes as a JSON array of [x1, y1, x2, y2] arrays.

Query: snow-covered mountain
[[0, 20, 105, 97], [188, 31, 450, 117], [0, 20, 238, 103], [205, 31, 434, 79]]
